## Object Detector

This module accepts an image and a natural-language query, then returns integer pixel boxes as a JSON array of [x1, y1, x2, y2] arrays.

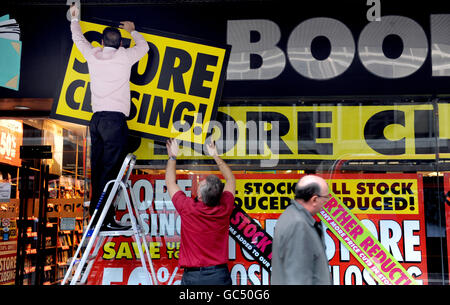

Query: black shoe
[[100, 221, 132, 231]]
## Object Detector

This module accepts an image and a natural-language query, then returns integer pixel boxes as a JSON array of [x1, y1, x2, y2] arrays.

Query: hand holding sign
[[119, 21, 135, 33], [166, 138, 179, 158], [70, 4, 80, 20], [66, 1, 81, 21], [205, 140, 218, 157]]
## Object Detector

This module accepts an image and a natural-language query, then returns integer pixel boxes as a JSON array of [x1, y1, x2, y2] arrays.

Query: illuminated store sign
[[227, 15, 450, 80]]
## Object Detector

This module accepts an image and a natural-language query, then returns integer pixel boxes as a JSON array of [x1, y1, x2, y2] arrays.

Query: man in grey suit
[[271, 175, 332, 285]]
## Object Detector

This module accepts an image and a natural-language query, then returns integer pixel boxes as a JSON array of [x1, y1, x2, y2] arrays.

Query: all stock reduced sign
[[51, 21, 230, 144]]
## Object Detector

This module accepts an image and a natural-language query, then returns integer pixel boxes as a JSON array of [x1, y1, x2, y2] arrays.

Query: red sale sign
[[86, 174, 189, 285], [86, 173, 428, 285], [0, 120, 22, 167]]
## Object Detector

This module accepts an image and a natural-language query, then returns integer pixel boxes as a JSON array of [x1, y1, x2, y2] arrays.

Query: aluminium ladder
[[61, 153, 158, 285]]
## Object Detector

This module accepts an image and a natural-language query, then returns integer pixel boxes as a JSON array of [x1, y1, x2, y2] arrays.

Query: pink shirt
[[171, 190, 235, 268], [70, 21, 149, 116]]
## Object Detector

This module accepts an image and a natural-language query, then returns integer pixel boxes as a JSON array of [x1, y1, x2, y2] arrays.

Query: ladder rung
[[99, 229, 138, 237], [68, 254, 96, 266]]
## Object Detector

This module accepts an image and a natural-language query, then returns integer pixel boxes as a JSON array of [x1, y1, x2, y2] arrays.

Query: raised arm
[[69, 4, 94, 57], [165, 138, 182, 198], [206, 141, 235, 195], [120, 21, 150, 64]]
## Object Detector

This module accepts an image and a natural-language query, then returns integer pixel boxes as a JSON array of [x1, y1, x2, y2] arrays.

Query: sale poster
[[0, 120, 22, 167], [85, 173, 428, 285], [0, 199, 18, 285]]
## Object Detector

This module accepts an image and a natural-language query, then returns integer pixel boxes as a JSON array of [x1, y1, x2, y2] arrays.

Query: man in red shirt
[[165, 138, 236, 285]]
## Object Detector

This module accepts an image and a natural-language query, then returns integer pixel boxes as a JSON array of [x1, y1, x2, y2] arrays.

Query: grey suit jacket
[[271, 199, 332, 285]]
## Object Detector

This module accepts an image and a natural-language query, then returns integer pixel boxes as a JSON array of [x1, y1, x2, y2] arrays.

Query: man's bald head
[[294, 175, 330, 214]]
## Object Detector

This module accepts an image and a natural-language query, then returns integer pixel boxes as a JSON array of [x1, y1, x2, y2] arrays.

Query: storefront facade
[[0, 0, 448, 285]]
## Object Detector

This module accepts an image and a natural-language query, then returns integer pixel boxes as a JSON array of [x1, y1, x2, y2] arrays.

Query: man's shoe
[[100, 221, 132, 232]]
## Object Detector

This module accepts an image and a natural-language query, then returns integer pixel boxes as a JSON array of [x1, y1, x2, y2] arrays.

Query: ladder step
[[66, 256, 96, 284], [67, 255, 97, 266], [99, 229, 139, 237], [86, 224, 143, 237]]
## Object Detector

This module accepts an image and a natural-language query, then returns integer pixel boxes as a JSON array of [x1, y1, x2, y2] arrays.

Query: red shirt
[[171, 190, 235, 268]]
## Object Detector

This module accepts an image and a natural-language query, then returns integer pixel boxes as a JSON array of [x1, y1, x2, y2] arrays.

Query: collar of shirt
[[103, 46, 117, 52], [290, 198, 316, 227], [291, 199, 326, 244]]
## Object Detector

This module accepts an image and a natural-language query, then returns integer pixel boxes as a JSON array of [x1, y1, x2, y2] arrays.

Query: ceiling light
[[14, 105, 31, 110]]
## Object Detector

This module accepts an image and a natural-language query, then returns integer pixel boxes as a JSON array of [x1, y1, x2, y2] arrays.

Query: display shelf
[[16, 198, 85, 285]]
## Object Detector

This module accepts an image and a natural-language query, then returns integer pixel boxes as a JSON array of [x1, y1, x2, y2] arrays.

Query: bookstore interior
[[0, 108, 89, 285]]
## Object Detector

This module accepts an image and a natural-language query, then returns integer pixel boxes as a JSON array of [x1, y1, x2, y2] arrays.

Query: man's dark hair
[[294, 182, 321, 201], [102, 27, 121, 49], [199, 175, 224, 207]]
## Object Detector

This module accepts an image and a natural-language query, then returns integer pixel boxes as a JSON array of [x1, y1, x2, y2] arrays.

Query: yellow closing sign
[[51, 21, 230, 144], [133, 104, 450, 161]]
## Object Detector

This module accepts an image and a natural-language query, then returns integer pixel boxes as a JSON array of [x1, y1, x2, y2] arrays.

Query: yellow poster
[[233, 174, 419, 215], [133, 104, 450, 161], [52, 21, 230, 144]]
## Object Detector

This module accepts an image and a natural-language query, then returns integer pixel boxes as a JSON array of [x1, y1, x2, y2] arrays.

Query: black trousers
[[181, 265, 232, 285], [89, 111, 128, 225]]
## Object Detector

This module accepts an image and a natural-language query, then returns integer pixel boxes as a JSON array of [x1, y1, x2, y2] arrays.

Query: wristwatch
[[169, 156, 177, 161]]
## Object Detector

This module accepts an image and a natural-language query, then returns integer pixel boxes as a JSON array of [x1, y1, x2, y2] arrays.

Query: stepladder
[[62, 153, 158, 285]]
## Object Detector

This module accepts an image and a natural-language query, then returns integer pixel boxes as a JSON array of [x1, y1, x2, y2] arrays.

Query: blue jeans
[[181, 265, 232, 285]]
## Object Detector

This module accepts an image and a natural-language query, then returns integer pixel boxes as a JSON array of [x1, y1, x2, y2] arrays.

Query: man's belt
[[183, 264, 228, 272]]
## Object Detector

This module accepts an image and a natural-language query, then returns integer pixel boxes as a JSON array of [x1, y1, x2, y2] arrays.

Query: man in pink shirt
[[165, 139, 236, 285], [69, 5, 149, 230]]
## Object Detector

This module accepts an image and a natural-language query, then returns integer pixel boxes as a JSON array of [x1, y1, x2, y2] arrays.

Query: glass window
[[0, 118, 88, 285], [1, 99, 448, 285]]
